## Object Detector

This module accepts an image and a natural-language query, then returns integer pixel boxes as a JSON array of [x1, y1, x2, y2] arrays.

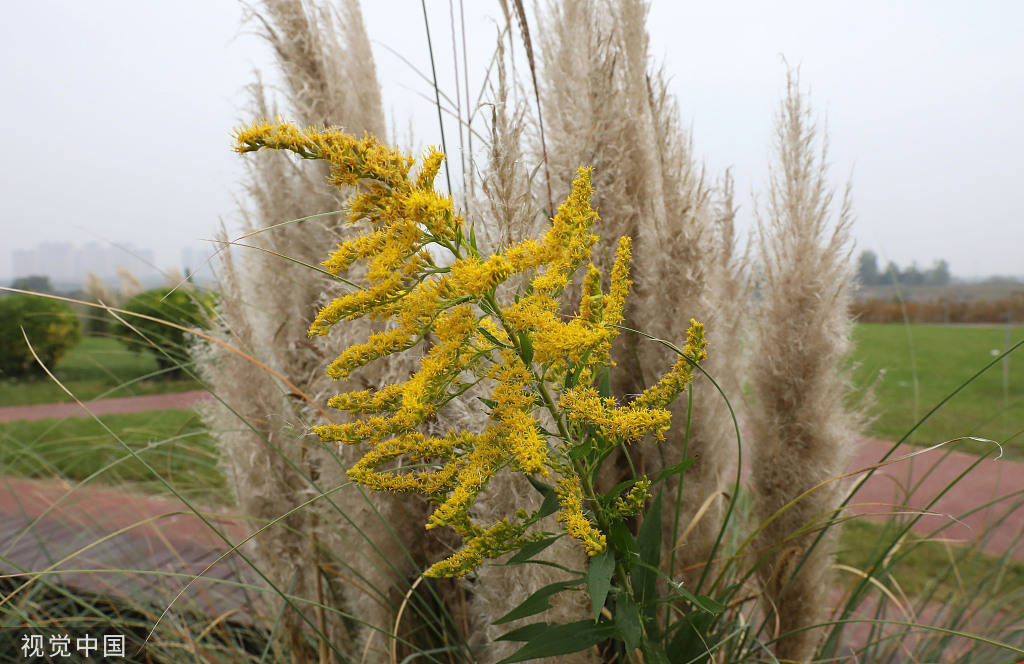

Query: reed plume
[[535, 0, 746, 586], [749, 68, 861, 662], [197, 1, 428, 660]]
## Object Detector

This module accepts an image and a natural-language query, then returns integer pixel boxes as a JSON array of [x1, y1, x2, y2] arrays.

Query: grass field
[[0, 336, 200, 407], [0, 409, 225, 504], [837, 519, 1024, 613], [851, 323, 1023, 458]]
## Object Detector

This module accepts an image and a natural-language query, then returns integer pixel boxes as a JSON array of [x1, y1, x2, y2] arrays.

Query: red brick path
[[0, 390, 214, 422]]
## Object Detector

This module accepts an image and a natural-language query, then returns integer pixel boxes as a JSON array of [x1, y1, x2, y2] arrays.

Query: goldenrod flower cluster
[[234, 120, 705, 577]]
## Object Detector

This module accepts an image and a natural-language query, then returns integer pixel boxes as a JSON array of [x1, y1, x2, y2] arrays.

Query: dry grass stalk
[[749, 68, 861, 662]]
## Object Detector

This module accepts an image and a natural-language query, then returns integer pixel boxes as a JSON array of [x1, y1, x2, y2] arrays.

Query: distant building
[[9, 242, 159, 288]]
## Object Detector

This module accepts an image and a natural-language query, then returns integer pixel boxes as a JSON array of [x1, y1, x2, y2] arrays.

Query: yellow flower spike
[[324, 327, 415, 378], [604, 236, 632, 328], [615, 478, 653, 517], [555, 476, 606, 556], [634, 319, 707, 410], [425, 517, 532, 578], [449, 255, 511, 297], [327, 383, 404, 414], [322, 230, 388, 275], [560, 385, 672, 443], [579, 264, 604, 323], [403, 189, 463, 239], [530, 168, 599, 295], [488, 352, 549, 474], [427, 427, 504, 529], [346, 430, 472, 495], [416, 147, 446, 190]]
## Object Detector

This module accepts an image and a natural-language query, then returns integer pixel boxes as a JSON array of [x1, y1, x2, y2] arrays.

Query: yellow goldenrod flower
[[615, 477, 652, 517], [555, 476, 606, 556], [633, 319, 707, 409], [425, 517, 532, 577], [604, 236, 632, 328], [579, 264, 604, 323], [234, 120, 708, 577], [560, 385, 672, 443]]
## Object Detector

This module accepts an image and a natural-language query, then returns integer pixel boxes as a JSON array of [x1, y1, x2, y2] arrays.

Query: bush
[[110, 287, 215, 376], [0, 294, 82, 377]]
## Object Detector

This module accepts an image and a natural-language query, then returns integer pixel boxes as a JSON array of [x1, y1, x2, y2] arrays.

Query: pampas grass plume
[[749, 67, 862, 662]]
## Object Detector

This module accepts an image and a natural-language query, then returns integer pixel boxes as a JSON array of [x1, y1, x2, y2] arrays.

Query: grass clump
[[0, 409, 225, 504], [0, 337, 200, 406]]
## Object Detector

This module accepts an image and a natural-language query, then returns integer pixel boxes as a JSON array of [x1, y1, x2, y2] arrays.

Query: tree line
[[856, 250, 951, 287]]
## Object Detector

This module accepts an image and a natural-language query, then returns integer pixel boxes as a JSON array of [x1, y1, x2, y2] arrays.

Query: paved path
[[847, 438, 1024, 559], [0, 390, 214, 422], [0, 388, 1020, 625], [0, 476, 260, 622]]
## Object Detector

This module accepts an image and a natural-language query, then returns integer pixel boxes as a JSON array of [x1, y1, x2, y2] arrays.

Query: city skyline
[[7, 242, 217, 289]]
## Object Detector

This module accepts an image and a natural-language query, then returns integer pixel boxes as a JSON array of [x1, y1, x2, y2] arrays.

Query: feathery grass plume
[[749, 68, 861, 662], [116, 267, 144, 300], [84, 272, 116, 305], [196, 2, 431, 660], [535, 0, 744, 585]]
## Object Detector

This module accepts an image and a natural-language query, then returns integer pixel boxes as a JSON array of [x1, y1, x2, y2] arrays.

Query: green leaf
[[633, 490, 663, 611], [526, 475, 555, 500], [642, 643, 672, 664], [496, 622, 552, 643], [524, 475, 560, 519], [564, 360, 580, 389], [507, 535, 562, 565], [691, 594, 726, 615], [478, 397, 498, 410], [645, 566, 727, 615], [519, 330, 534, 365], [538, 490, 559, 519], [666, 612, 716, 663], [652, 457, 695, 483], [494, 579, 582, 625], [614, 594, 642, 652], [469, 223, 478, 251], [598, 366, 611, 398], [585, 549, 615, 621], [607, 521, 637, 556], [563, 348, 594, 389], [496, 620, 616, 663], [479, 327, 511, 349], [567, 437, 594, 462], [603, 476, 645, 507]]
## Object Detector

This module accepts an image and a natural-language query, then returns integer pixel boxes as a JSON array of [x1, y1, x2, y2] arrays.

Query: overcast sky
[[1, 1, 1021, 281]]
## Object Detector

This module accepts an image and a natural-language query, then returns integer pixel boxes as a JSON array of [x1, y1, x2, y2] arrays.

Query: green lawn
[[850, 323, 1024, 458], [0, 409, 226, 505], [0, 336, 201, 406]]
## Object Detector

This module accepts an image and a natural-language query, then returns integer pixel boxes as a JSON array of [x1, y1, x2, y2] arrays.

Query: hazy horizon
[[1, 1, 1021, 281]]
